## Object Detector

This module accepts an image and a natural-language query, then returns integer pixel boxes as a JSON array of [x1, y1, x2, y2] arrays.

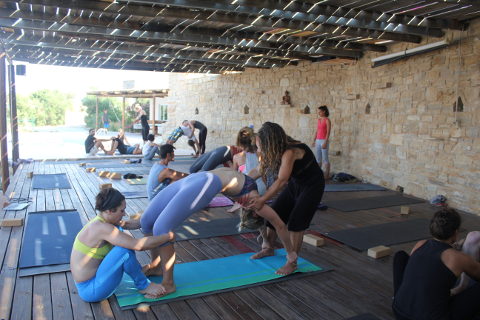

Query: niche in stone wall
[[244, 105, 249, 114], [303, 105, 310, 114], [195, 107, 199, 115], [453, 96, 463, 112], [365, 103, 371, 114]]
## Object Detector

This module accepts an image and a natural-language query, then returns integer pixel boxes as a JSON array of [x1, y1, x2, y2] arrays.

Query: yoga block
[[98, 171, 110, 177], [400, 206, 410, 215], [78, 163, 86, 167], [86, 167, 96, 172], [100, 183, 112, 191], [130, 212, 142, 220], [108, 172, 122, 180], [367, 245, 392, 259], [26, 172, 33, 178], [122, 159, 131, 164], [1, 218, 23, 227], [303, 234, 325, 247]]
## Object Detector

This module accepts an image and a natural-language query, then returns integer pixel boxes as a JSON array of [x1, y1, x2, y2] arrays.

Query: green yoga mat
[[115, 249, 327, 309]]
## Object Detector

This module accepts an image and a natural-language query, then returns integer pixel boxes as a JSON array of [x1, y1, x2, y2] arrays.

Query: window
[[158, 104, 168, 121]]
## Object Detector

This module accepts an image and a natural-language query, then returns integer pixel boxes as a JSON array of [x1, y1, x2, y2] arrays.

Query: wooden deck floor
[[1, 159, 479, 320]]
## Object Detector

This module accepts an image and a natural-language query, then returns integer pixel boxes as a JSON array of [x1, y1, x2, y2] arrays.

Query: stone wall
[[161, 20, 480, 213]]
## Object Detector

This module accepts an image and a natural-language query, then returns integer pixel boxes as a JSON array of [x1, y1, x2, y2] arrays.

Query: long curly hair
[[257, 122, 290, 182], [236, 126, 256, 153]]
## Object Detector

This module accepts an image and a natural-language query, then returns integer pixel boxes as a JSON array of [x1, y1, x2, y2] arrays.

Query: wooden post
[[0, 53, 9, 192], [152, 96, 156, 134], [95, 96, 99, 131], [122, 96, 125, 129], [8, 65, 19, 174]]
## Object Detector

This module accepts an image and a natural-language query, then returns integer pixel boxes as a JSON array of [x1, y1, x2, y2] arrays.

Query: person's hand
[[167, 231, 175, 241], [322, 141, 327, 149], [249, 197, 265, 211]]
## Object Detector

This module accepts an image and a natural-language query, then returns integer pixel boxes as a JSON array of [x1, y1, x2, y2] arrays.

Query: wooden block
[[129, 212, 143, 220], [367, 245, 392, 259], [98, 171, 110, 177], [108, 172, 122, 180], [26, 172, 33, 178], [99, 183, 112, 191], [78, 163, 86, 167], [86, 167, 96, 172], [1, 218, 24, 227], [400, 206, 410, 215], [303, 234, 325, 247], [122, 159, 131, 164]]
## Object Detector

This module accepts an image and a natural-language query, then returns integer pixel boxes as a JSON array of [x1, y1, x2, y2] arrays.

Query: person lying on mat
[[245, 122, 325, 264], [393, 208, 480, 320], [106, 129, 142, 155], [140, 167, 298, 297], [70, 188, 174, 302], [147, 144, 188, 200]]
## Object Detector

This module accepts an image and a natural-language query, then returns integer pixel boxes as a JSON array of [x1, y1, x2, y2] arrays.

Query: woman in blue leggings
[[140, 167, 298, 297], [70, 188, 174, 302]]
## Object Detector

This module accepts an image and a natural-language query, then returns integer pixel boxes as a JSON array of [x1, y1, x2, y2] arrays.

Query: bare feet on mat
[[276, 259, 297, 276], [251, 247, 274, 259], [140, 282, 166, 299], [160, 281, 176, 297], [142, 264, 163, 276]]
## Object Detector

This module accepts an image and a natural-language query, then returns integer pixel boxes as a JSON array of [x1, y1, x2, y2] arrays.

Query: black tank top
[[393, 240, 457, 320], [193, 121, 206, 130], [289, 143, 323, 183], [140, 114, 148, 126]]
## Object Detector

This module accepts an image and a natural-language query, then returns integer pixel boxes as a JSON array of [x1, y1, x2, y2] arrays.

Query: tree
[[17, 90, 73, 126], [81, 96, 124, 130]]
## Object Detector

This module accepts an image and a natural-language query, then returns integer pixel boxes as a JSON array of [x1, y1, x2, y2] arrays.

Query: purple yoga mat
[[208, 196, 234, 207]]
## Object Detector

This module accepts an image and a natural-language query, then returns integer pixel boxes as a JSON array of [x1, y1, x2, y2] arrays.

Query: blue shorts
[[104, 122, 110, 129], [126, 146, 135, 154]]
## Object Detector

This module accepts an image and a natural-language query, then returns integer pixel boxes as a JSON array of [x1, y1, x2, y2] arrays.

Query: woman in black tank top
[[393, 208, 480, 320], [247, 122, 325, 275]]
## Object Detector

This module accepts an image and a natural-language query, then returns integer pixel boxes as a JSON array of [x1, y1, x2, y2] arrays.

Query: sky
[[14, 64, 170, 107]]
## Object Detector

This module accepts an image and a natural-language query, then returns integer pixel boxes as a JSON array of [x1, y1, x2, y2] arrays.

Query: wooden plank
[[65, 272, 95, 320]]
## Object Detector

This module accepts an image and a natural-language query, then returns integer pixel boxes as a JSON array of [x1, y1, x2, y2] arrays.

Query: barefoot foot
[[142, 264, 163, 276], [251, 247, 274, 259], [275, 259, 297, 276], [160, 282, 176, 297], [139, 282, 166, 299]]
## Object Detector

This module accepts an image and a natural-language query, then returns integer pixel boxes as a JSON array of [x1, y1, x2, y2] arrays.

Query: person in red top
[[312, 105, 331, 179]]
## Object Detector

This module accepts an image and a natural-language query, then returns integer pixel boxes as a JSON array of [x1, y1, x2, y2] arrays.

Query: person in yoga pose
[[140, 167, 298, 297], [70, 188, 174, 302], [392, 208, 480, 320], [147, 144, 188, 200], [247, 122, 325, 262], [107, 129, 142, 155], [134, 104, 150, 143]]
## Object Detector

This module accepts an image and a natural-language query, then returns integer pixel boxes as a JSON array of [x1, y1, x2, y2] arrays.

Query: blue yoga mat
[[115, 249, 328, 309], [325, 183, 387, 192], [32, 173, 71, 189], [19, 210, 83, 269], [123, 191, 148, 199]]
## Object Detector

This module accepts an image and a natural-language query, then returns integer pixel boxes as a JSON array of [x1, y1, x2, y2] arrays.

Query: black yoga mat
[[175, 217, 252, 241], [18, 210, 83, 276], [32, 173, 72, 189], [346, 314, 381, 320], [87, 163, 152, 169], [324, 218, 430, 251], [324, 183, 387, 192], [123, 191, 148, 199], [325, 195, 423, 212]]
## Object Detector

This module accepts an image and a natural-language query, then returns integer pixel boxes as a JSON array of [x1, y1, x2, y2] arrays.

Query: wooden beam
[[122, 97, 125, 130], [0, 53, 9, 192], [95, 96, 99, 131], [7, 64, 19, 174]]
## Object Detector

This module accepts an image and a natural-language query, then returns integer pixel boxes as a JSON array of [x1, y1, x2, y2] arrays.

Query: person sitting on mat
[[189, 127, 249, 173], [140, 167, 298, 297], [142, 134, 161, 161], [70, 188, 175, 302], [85, 128, 110, 156], [246, 122, 325, 265], [107, 129, 142, 155], [392, 208, 480, 320], [147, 144, 188, 200]]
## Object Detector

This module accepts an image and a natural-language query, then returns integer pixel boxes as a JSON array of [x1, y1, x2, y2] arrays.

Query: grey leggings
[[189, 146, 231, 173]]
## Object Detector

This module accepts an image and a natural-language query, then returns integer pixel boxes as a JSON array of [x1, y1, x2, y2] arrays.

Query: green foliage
[[17, 90, 73, 126]]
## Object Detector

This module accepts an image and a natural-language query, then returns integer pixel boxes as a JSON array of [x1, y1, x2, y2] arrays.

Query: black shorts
[[268, 179, 325, 232]]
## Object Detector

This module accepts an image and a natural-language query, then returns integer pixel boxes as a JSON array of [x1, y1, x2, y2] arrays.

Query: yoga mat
[[115, 249, 329, 309], [126, 177, 148, 185], [207, 196, 234, 208], [3, 202, 30, 211], [87, 163, 152, 169], [325, 195, 424, 212], [324, 183, 387, 192], [18, 210, 83, 274], [346, 314, 381, 320], [324, 218, 430, 251], [32, 173, 72, 189], [175, 217, 251, 241], [123, 191, 148, 199]]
